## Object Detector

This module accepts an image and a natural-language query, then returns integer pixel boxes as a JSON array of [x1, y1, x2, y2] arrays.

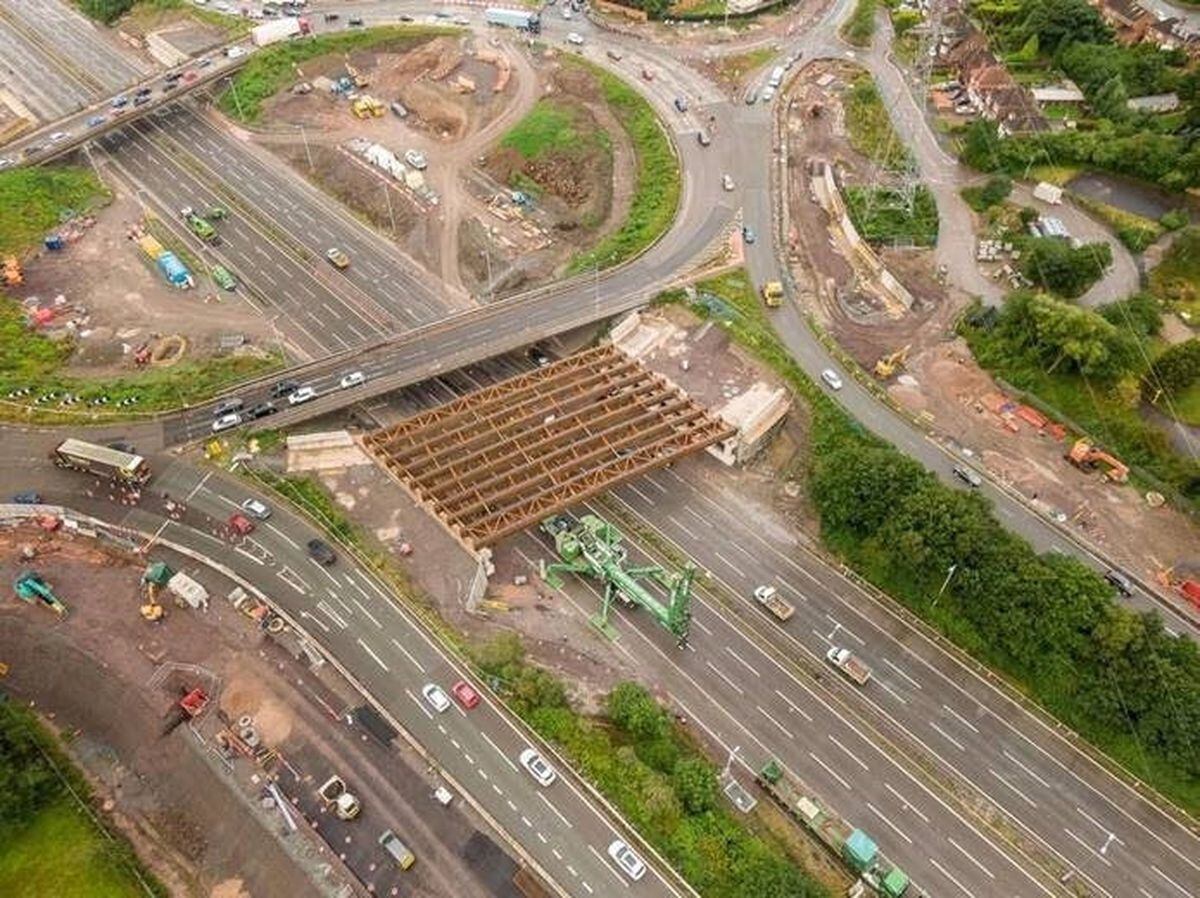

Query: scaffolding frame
[[363, 345, 735, 548]]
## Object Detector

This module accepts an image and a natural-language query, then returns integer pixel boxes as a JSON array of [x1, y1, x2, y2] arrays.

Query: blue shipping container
[[156, 251, 192, 288]]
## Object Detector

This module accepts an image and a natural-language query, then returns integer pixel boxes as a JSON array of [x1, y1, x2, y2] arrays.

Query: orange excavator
[[2, 257, 23, 287], [1064, 439, 1129, 483]]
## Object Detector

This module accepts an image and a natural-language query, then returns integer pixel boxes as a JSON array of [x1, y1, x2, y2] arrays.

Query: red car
[[451, 680, 480, 710], [228, 512, 255, 536]]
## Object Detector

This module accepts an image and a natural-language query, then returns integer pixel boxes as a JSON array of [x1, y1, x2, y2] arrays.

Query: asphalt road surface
[[0, 0, 147, 121], [0, 440, 686, 898]]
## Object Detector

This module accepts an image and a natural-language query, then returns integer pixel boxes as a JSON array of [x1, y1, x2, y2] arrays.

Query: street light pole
[[722, 744, 741, 779], [932, 563, 958, 607], [382, 182, 397, 236]]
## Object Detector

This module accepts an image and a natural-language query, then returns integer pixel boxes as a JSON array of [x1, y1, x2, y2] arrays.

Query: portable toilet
[[143, 561, 174, 587], [44, 234, 65, 250]]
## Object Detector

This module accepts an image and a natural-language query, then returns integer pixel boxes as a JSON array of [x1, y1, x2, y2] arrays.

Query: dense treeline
[[0, 703, 62, 826], [809, 420, 1200, 798], [77, 0, 135, 23], [474, 636, 831, 898]]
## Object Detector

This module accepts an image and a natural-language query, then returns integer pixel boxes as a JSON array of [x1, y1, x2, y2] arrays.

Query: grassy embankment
[[563, 57, 680, 274], [0, 168, 281, 421], [844, 74, 912, 172], [216, 26, 455, 124], [499, 98, 612, 203], [0, 703, 165, 898], [659, 268, 1200, 816], [844, 185, 938, 246], [840, 0, 877, 47]]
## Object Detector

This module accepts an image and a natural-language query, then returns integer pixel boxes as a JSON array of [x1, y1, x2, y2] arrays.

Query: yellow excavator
[[874, 345, 910, 379]]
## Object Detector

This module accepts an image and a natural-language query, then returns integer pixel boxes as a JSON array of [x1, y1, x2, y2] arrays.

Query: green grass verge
[[0, 703, 166, 898], [0, 168, 108, 256], [844, 185, 938, 246], [840, 0, 877, 47], [844, 75, 912, 172], [660, 269, 1200, 815], [0, 800, 148, 898], [564, 57, 680, 275], [1168, 379, 1200, 426], [216, 26, 454, 124], [1150, 227, 1200, 324], [501, 101, 591, 159], [0, 296, 284, 422], [1027, 164, 1082, 187], [1071, 193, 1162, 253], [713, 46, 777, 84]]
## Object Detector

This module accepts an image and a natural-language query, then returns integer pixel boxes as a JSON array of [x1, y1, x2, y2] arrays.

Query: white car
[[211, 412, 241, 432], [561, 7, 572, 17], [607, 839, 646, 881], [49, 131, 69, 143], [566, 32, 584, 45], [820, 368, 843, 390], [340, 371, 366, 389], [722, 173, 735, 191], [404, 149, 427, 170], [518, 748, 556, 786], [241, 497, 271, 519], [421, 683, 451, 713], [288, 386, 317, 405], [761, 85, 776, 101], [226, 46, 247, 59]]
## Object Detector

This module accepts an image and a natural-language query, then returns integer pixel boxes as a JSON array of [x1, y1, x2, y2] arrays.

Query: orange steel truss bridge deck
[[362, 344, 736, 549]]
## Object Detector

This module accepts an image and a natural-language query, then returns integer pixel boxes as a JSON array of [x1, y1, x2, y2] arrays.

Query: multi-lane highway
[[5, 1, 1200, 896], [0, 438, 688, 898]]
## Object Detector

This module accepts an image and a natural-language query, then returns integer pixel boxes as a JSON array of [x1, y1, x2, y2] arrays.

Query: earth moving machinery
[[2, 256, 22, 287], [53, 438, 151, 484], [827, 646, 871, 686], [874, 345, 910, 380], [343, 55, 368, 88], [753, 585, 794, 621], [14, 571, 67, 617], [136, 233, 193, 288], [758, 760, 913, 897], [485, 7, 541, 33], [351, 95, 384, 118], [540, 513, 694, 647], [317, 775, 362, 819], [161, 687, 209, 737], [761, 281, 784, 308], [181, 207, 219, 244], [1065, 439, 1129, 483]]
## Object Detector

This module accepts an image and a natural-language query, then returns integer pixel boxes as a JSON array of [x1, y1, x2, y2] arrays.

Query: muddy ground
[[251, 35, 635, 298], [8, 177, 276, 378]]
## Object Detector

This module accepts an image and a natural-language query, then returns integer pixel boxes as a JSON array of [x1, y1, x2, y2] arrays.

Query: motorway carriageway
[[510, 464, 1200, 898], [85, 458, 683, 898], [95, 104, 458, 355]]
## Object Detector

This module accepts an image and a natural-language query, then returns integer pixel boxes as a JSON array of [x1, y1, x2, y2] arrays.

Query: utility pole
[[932, 563, 957, 607]]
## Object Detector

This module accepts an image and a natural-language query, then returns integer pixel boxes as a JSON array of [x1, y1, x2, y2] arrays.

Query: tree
[[1143, 338, 1200, 400], [77, 0, 133, 23], [672, 758, 718, 815], [810, 442, 927, 537], [1018, 0, 1110, 53], [1020, 237, 1113, 299], [0, 706, 61, 826], [1092, 75, 1130, 122], [1098, 292, 1162, 338], [606, 682, 668, 741]]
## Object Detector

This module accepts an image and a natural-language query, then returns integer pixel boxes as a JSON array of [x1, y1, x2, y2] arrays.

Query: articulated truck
[[484, 7, 541, 33]]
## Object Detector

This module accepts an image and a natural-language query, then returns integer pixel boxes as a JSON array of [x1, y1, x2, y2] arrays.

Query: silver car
[[820, 368, 843, 390]]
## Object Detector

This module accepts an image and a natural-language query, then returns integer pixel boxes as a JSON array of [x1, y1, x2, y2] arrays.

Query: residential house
[[1090, 0, 1156, 44], [943, 28, 1047, 135]]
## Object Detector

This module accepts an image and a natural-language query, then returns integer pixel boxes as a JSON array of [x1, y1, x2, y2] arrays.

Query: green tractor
[[180, 206, 219, 244]]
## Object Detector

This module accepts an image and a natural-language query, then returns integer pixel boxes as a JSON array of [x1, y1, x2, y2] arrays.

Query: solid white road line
[[929, 857, 978, 898], [929, 721, 966, 752], [867, 801, 913, 844], [947, 836, 994, 879], [538, 792, 574, 828], [808, 751, 852, 791], [773, 688, 813, 722], [988, 769, 1037, 808], [389, 637, 426, 673], [357, 637, 389, 672]]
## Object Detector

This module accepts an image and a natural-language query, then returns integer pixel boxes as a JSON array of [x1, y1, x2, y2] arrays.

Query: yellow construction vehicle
[[761, 281, 784, 308], [2, 256, 23, 287], [874, 345, 910, 379], [351, 95, 384, 118], [344, 55, 369, 88]]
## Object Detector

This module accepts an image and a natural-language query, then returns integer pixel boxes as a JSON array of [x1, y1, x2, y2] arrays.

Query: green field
[[0, 800, 147, 898], [844, 185, 939, 246], [841, 0, 876, 47], [564, 58, 680, 274], [0, 168, 107, 256], [501, 100, 599, 160]]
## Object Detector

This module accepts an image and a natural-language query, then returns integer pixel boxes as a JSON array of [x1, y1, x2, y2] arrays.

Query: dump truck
[[181, 207, 219, 244], [826, 646, 871, 685], [317, 776, 362, 819], [484, 7, 541, 32], [753, 585, 794, 621], [761, 281, 784, 308], [52, 438, 151, 484], [756, 760, 913, 897], [251, 16, 310, 46]]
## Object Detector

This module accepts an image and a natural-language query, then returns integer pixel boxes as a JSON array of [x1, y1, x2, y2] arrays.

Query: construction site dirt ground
[[250, 37, 634, 297], [778, 62, 1200, 592], [0, 530, 518, 898], [8, 176, 276, 378], [889, 338, 1200, 591]]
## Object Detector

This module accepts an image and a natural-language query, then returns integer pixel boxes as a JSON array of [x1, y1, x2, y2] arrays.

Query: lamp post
[[932, 563, 958, 607]]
